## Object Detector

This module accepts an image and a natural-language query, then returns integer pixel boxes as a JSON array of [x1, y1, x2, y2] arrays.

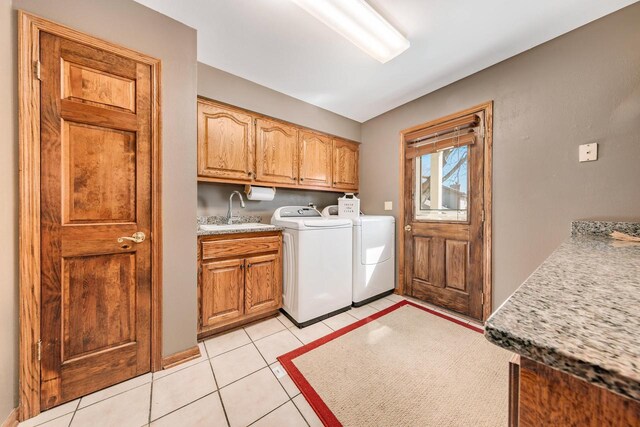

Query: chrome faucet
[[227, 191, 246, 224]]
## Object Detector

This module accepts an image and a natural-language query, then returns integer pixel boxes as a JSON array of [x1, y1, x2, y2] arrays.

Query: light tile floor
[[19, 294, 480, 427]]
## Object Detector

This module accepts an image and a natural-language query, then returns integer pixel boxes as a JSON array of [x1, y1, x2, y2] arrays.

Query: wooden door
[[198, 100, 255, 181], [245, 254, 281, 316], [255, 118, 298, 184], [332, 138, 359, 191], [39, 32, 153, 409], [201, 259, 245, 328], [298, 130, 332, 188], [402, 108, 489, 321]]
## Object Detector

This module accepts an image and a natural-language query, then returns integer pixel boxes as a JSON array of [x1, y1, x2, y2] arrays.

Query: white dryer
[[271, 206, 353, 327], [322, 206, 396, 306]]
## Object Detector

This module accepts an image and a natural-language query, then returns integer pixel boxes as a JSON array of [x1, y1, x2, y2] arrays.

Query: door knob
[[404, 225, 412, 232], [118, 231, 146, 244]]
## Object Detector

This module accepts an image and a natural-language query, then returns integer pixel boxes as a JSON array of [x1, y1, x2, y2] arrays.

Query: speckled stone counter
[[196, 215, 284, 236], [485, 221, 640, 401]]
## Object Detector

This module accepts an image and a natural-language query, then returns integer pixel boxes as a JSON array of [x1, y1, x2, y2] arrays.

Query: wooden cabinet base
[[512, 356, 640, 426], [198, 309, 279, 340], [197, 231, 283, 339]]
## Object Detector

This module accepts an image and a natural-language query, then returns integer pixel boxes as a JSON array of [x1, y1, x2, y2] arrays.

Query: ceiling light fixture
[[291, 0, 410, 63]]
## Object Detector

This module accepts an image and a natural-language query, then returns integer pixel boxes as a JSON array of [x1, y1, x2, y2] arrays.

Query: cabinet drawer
[[202, 235, 281, 260]]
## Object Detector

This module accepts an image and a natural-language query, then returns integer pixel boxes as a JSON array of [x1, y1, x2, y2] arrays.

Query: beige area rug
[[278, 301, 512, 427]]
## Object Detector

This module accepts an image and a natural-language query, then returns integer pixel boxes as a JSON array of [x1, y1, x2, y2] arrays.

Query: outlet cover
[[579, 143, 598, 162], [272, 365, 286, 378], [384, 201, 393, 211]]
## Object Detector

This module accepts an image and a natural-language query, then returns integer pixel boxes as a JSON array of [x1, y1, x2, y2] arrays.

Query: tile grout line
[[147, 379, 154, 426], [290, 397, 312, 427], [203, 339, 231, 427], [67, 399, 80, 426], [245, 399, 300, 427], [148, 391, 219, 426], [245, 322, 311, 426]]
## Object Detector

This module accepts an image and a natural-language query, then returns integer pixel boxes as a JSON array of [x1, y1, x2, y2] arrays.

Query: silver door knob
[[118, 231, 146, 244], [404, 225, 412, 232]]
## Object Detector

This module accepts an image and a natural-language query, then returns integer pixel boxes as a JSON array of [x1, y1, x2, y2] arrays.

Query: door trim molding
[[397, 101, 493, 322], [18, 11, 163, 421]]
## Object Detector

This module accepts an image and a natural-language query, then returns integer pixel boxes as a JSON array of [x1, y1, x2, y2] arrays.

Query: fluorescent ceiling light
[[291, 0, 410, 63]]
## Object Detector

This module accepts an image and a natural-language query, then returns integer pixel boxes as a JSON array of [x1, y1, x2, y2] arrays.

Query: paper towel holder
[[244, 185, 276, 200]]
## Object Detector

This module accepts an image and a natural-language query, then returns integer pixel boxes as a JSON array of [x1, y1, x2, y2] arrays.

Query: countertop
[[485, 221, 640, 401], [197, 215, 284, 236]]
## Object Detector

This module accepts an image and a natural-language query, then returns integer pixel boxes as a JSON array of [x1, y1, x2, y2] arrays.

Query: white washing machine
[[271, 206, 353, 327], [322, 206, 396, 306]]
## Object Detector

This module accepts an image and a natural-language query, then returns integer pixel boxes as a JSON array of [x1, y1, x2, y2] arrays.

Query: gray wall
[[360, 3, 640, 309], [0, 0, 18, 419], [197, 63, 360, 220], [2, 2, 198, 419]]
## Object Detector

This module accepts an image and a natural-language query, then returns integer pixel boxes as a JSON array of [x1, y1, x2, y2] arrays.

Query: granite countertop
[[485, 221, 640, 401], [197, 215, 284, 236]]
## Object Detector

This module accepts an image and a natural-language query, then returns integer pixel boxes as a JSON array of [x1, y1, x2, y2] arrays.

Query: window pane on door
[[415, 145, 468, 221]]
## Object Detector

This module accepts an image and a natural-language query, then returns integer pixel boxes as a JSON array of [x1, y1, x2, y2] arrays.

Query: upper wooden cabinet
[[299, 130, 332, 188], [196, 97, 360, 192], [333, 138, 359, 191], [198, 101, 254, 181], [255, 118, 299, 185]]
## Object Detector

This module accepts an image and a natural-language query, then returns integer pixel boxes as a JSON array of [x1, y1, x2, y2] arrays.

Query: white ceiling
[[134, 0, 637, 122]]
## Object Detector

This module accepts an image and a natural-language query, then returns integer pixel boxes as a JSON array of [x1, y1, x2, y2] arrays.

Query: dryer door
[[361, 219, 395, 265]]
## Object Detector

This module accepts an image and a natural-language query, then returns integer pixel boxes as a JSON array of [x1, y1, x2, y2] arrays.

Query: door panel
[[62, 59, 136, 113], [332, 138, 359, 190], [245, 253, 281, 316], [445, 240, 468, 291], [197, 101, 254, 180], [255, 118, 298, 184], [62, 254, 136, 361], [298, 130, 332, 187], [201, 259, 245, 327], [412, 237, 431, 283], [40, 32, 152, 409], [63, 122, 136, 223], [403, 109, 486, 321]]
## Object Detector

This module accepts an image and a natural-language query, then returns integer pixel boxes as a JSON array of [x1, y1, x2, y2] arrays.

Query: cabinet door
[[201, 258, 245, 328], [255, 118, 298, 184], [198, 100, 254, 181], [299, 130, 332, 188], [245, 253, 282, 316], [332, 138, 359, 191]]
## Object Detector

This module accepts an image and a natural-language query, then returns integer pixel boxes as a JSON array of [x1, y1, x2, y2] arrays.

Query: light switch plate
[[384, 201, 393, 211], [579, 143, 598, 162]]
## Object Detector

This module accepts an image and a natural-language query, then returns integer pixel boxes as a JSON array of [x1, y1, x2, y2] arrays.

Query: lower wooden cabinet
[[509, 356, 640, 427], [245, 253, 282, 316], [198, 231, 283, 338], [201, 259, 245, 328]]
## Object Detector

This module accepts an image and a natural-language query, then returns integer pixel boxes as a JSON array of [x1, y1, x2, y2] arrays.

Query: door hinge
[[34, 60, 41, 80], [481, 210, 485, 222], [37, 340, 42, 361], [481, 293, 485, 305]]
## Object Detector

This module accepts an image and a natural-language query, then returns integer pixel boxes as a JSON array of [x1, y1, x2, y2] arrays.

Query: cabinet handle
[[291, 177, 296, 181], [247, 263, 252, 268], [300, 178, 304, 181], [240, 264, 244, 270]]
